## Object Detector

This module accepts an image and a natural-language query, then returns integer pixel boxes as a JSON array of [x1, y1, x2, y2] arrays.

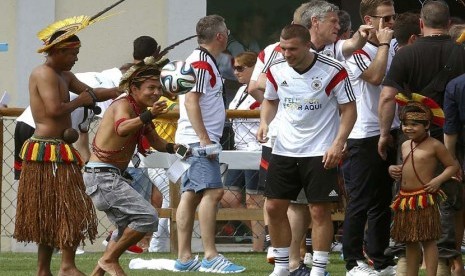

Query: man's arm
[[378, 85, 398, 159], [184, 91, 212, 146], [359, 21, 393, 85], [68, 72, 121, 101], [444, 134, 458, 159], [248, 73, 266, 103], [341, 25, 371, 58], [323, 101, 357, 169], [113, 100, 168, 137]]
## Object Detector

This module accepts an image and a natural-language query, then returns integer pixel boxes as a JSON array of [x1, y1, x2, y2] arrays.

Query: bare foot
[[98, 258, 127, 276], [57, 266, 86, 276], [89, 263, 105, 276]]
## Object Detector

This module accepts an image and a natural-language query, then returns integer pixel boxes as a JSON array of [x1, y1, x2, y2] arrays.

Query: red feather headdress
[[395, 93, 444, 127]]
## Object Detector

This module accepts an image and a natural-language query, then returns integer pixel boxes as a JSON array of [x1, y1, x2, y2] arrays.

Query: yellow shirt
[[154, 96, 178, 142]]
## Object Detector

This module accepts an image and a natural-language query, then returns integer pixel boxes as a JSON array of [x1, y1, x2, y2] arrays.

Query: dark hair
[[49, 30, 80, 44], [337, 10, 352, 37], [400, 104, 430, 128], [133, 36, 159, 61], [280, 24, 310, 43], [360, 0, 394, 20], [393, 12, 420, 47], [421, 0, 450, 29]]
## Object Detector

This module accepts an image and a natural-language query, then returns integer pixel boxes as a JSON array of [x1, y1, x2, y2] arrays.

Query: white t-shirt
[[311, 40, 345, 61], [175, 48, 226, 144], [265, 53, 355, 157], [228, 85, 261, 151], [346, 41, 399, 139]]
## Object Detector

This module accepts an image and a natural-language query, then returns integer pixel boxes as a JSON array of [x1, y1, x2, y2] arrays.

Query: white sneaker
[[346, 265, 377, 276], [376, 265, 396, 276], [270, 267, 290, 276], [267, 247, 275, 264], [331, 242, 343, 252], [75, 247, 85, 255], [303, 252, 313, 266]]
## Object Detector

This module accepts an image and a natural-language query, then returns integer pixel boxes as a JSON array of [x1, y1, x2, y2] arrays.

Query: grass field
[[0, 252, 433, 276]]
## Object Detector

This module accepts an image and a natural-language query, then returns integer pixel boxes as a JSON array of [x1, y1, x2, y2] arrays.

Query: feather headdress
[[119, 35, 197, 92], [37, 0, 125, 53], [395, 93, 444, 127]]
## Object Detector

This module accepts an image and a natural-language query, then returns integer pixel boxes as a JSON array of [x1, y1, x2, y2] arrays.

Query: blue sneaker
[[174, 256, 201, 271], [199, 254, 246, 273], [290, 263, 310, 276]]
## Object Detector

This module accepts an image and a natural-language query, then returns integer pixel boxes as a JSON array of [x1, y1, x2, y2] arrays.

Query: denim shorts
[[181, 143, 223, 193], [224, 169, 263, 195], [83, 168, 158, 239]]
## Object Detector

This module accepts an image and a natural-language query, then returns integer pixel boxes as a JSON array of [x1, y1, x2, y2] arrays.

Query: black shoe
[[290, 263, 310, 276]]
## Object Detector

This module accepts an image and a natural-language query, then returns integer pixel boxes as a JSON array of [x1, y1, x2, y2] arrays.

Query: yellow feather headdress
[[395, 93, 445, 127], [37, 0, 125, 53]]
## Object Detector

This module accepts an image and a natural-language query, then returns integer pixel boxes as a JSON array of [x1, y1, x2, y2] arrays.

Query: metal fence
[[0, 108, 265, 252]]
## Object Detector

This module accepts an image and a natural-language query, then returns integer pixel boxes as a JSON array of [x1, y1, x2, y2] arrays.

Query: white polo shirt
[[175, 47, 226, 144]]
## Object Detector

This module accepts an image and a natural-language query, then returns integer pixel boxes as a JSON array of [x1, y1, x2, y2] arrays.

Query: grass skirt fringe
[[14, 161, 98, 249], [391, 188, 443, 242]]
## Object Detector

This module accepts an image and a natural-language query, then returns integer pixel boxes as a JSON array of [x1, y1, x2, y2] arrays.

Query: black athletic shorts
[[265, 154, 339, 203]]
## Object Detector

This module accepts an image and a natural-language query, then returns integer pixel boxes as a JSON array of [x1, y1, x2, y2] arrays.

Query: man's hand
[[376, 17, 394, 44], [322, 144, 343, 169], [256, 123, 269, 143], [356, 25, 373, 39], [76, 89, 95, 107], [150, 100, 168, 117], [378, 134, 393, 160], [388, 165, 402, 181], [424, 178, 442, 193]]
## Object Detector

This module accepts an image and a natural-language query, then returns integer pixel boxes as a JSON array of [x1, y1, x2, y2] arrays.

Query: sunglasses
[[370, 14, 397, 22], [233, 65, 248, 72]]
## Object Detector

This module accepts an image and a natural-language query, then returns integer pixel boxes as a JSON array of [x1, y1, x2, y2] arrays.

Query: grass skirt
[[14, 138, 97, 249], [390, 188, 444, 242]]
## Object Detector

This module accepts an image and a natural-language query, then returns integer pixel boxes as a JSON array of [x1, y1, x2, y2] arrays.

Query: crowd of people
[[10, 0, 465, 275]]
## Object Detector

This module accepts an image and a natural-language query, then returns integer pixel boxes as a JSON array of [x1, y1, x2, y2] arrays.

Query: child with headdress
[[389, 93, 459, 276]]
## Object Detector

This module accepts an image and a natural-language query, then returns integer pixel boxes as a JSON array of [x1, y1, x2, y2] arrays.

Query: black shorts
[[258, 146, 272, 189], [265, 154, 339, 203]]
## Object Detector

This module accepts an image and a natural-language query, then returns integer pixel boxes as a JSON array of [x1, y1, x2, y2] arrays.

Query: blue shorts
[[83, 166, 158, 238], [225, 169, 263, 195], [181, 143, 223, 193], [126, 167, 153, 202]]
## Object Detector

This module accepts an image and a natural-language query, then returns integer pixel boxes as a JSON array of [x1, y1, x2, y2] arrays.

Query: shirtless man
[[14, 31, 120, 276], [84, 57, 180, 276]]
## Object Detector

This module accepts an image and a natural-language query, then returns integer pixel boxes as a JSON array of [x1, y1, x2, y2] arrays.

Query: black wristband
[[86, 88, 98, 103], [379, 43, 390, 48], [139, 110, 153, 124], [165, 143, 175, 154]]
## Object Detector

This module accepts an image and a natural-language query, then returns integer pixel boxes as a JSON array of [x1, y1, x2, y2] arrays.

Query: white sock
[[273, 247, 289, 271], [310, 251, 329, 276]]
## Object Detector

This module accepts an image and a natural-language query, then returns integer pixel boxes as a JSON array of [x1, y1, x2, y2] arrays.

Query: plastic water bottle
[[192, 144, 222, 156]]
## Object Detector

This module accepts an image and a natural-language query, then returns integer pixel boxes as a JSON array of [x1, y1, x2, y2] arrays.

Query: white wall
[[0, 0, 206, 108]]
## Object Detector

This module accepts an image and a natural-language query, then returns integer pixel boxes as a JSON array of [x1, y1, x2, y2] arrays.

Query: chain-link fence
[[1, 109, 265, 252]]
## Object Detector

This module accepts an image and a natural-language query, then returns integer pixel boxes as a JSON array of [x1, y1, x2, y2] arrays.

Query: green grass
[[0, 252, 431, 275]]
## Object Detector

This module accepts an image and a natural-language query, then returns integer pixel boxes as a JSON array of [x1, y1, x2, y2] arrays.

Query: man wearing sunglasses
[[342, 0, 398, 275]]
